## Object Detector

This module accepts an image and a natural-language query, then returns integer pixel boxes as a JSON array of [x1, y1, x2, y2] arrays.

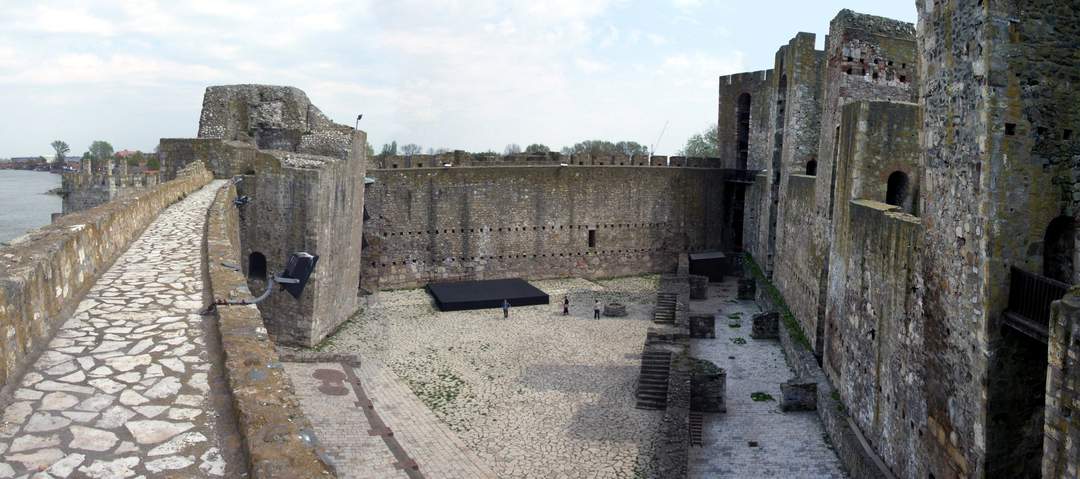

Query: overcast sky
[[0, 1, 916, 158]]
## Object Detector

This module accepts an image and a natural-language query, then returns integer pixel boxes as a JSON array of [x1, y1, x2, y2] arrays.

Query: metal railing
[[1007, 266, 1069, 327]]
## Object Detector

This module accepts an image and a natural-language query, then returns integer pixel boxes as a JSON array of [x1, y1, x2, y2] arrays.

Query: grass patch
[[727, 312, 743, 319], [751, 392, 775, 402], [728, 323, 741, 328], [743, 254, 812, 349], [730, 337, 747, 345]]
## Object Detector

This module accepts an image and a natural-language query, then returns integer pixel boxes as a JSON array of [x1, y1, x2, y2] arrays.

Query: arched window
[[885, 171, 909, 208], [248, 252, 267, 280], [1044, 216, 1076, 283], [805, 159, 817, 176], [736, 93, 752, 169]]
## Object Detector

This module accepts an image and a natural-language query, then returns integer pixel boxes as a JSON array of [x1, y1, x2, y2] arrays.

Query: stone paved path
[[285, 359, 496, 479], [688, 279, 845, 478], [0, 180, 238, 478]]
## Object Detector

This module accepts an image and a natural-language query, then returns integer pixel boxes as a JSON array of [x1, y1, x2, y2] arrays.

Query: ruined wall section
[[198, 84, 353, 160], [824, 100, 925, 477], [158, 139, 264, 180], [362, 166, 726, 290], [769, 32, 825, 339]]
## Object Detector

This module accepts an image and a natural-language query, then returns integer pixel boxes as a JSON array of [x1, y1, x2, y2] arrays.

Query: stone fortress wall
[[726, 4, 1080, 479], [159, 85, 367, 348], [60, 160, 161, 214], [362, 165, 731, 290]]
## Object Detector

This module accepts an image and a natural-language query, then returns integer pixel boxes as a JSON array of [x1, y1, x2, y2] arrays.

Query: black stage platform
[[427, 278, 550, 312]]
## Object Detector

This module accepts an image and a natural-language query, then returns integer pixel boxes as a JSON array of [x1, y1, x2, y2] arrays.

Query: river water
[[0, 170, 61, 243]]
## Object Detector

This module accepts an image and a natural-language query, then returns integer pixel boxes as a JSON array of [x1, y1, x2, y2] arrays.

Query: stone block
[[738, 279, 756, 300], [689, 275, 709, 300], [751, 311, 779, 339], [780, 379, 817, 411], [690, 359, 726, 413], [689, 314, 715, 339]]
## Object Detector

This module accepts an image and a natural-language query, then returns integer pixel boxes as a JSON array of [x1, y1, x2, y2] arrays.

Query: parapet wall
[[363, 166, 730, 290], [0, 164, 212, 390], [203, 182, 335, 478]]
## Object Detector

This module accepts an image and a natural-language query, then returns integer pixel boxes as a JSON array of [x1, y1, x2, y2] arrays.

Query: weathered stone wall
[[236, 134, 367, 347], [198, 84, 352, 159], [717, 70, 774, 170], [764, 32, 823, 286], [773, 173, 823, 351], [158, 138, 263, 180], [0, 164, 211, 391], [743, 173, 771, 268], [828, 200, 925, 477], [1043, 292, 1080, 479], [917, 0, 1080, 476], [362, 166, 728, 290], [204, 182, 336, 478]]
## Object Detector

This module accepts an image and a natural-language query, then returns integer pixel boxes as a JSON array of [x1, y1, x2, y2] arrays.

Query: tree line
[[47, 140, 159, 171]]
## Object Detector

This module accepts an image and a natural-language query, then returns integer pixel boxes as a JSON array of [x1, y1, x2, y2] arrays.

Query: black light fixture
[[233, 195, 250, 207], [355, 114, 363, 130], [216, 252, 320, 305]]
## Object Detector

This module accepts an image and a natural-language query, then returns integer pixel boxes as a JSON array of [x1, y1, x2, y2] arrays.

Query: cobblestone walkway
[[688, 279, 845, 478], [0, 181, 238, 478], [285, 359, 496, 478]]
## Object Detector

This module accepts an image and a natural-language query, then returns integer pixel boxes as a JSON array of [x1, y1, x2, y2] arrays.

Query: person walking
[[502, 299, 510, 319], [563, 296, 570, 316], [594, 300, 601, 320]]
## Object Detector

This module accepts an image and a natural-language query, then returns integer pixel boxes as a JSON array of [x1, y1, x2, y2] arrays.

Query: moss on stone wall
[[744, 254, 811, 349]]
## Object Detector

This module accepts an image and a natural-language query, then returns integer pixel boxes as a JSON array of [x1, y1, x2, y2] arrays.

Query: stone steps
[[653, 292, 677, 325], [689, 411, 704, 447], [635, 351, 672, 410]]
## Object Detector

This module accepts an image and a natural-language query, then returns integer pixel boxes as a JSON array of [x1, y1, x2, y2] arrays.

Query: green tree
[[504, 144, 522, 155], [679, 125, 721, 157], [525, 144, 550, 154], [364, 141, 375, 158], [127, 151, 144, 167], [145, 156, 161, 170], [89, 141, 114, 162], [378, 141, 398, 158], [50, 140, 70, 166]]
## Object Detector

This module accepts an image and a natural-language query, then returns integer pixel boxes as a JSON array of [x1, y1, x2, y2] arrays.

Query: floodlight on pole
[[355, 114, 363, 130], [216, 252, 320, 306]]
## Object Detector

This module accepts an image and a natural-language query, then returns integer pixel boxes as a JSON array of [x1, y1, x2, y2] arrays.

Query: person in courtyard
[[563, 296, 570, 316], [594, 300, 601, 319], [502, 299, 510, 319]]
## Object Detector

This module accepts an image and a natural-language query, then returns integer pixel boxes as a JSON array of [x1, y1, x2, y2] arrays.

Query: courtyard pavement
[[0, 181, 240, 478], [687, 279, 846, 478], [308, 276, 665, 479]]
